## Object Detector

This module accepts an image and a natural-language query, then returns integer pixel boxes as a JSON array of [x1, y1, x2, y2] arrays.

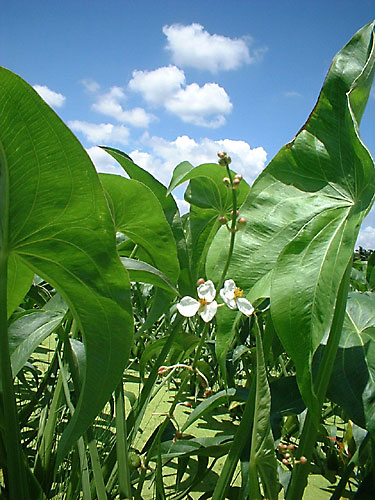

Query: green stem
[[217, 165, 238, 291], [115, 382, 132, 500], [286, 258, 352, 500], [0, 252, 29, 499]]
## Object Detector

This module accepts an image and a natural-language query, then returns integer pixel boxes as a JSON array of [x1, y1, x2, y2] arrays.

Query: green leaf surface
[[0, 67, 134, 463], [321, 291, 375, 433], [100, 147, 192, 295], [7, 254, 34, 318], [121, 257, 178, 295], [100, 173, 179, 284], [171, 162, 249, 282], [207, 23, 375, 415], [249, 320, 278, 500], [8, 310, 65, 379]]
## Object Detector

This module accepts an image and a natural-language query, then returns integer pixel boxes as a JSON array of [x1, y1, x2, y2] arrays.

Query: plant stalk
[[0, 251, 29, 499]]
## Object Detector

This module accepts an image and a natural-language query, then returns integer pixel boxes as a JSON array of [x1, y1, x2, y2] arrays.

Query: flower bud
[[233, 177, 241, 186], [203, 388, 214, 398], [222, 177, 230, 185], [230, 210, 239, 217], [197, 278, 205, 286], [299, 456, 307, 464], [218, 152, 232, 166], [282, 458, 289, 465], [218, 216, 227, 225], [234, 173, 243, 181], [238, 216, 247, 225]]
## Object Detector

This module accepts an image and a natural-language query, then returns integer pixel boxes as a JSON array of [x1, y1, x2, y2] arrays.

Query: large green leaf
[[100, 174, 179, 283], [322, 291, 375, 433], [169, 162, 250, 282], [207, 23, 375, 414], [0, 67, 133, 463], [7, 253, 34, 318], [100, 147, 192, 295]]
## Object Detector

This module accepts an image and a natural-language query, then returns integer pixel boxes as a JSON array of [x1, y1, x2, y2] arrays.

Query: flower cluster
[[177, 279, 254, 323]]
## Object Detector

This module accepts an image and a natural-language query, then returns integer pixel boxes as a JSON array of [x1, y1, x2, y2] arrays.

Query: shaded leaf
[[121, 257, 179, 295]]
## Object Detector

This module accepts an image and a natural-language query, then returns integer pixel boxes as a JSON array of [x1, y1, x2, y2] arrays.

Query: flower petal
[[223, 279, 236, 295], [220, 291, 237, 309], [197, 280, 216, 303], [199, 300, 218, 322], [177, 296, 200, 317], [236, 297, 254, 316]]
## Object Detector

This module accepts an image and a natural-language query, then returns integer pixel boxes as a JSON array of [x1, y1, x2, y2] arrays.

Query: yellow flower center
[[234, 287, 243, 298], [199, 298, 208, 306]]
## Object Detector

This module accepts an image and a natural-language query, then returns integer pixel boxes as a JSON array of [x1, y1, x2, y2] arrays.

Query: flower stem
[[217, 165, 238, 291]]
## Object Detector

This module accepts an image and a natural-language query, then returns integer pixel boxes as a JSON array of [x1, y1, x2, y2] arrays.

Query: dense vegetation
[[1, 21, 375, 500]]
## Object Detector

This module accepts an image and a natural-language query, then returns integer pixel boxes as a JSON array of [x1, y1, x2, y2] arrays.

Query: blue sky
[[2, 0, 375, 246]]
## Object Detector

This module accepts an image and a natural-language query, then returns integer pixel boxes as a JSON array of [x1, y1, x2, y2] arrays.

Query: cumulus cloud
[[81, 81, 154, 128], [129, 134, 267, 186], [68, 120, 129, 146], [165, 83, 232, 127], [129, 66, 232, 127], [163, 23, 256, 72], [92, 86, 155, 127], [128, 66, 186, 105], [33, 84, 66, 108], [357, 225, 375, 250]]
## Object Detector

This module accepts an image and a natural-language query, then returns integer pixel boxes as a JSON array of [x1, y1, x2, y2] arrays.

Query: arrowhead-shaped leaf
[[100, 174, 179, 284], [0, 67, 134, 464], [206, 23, 375, 414]]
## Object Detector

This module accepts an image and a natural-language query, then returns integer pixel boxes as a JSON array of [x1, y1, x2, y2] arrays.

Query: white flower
[[177, 280, 218, 322], [220, 279, 254, 316]]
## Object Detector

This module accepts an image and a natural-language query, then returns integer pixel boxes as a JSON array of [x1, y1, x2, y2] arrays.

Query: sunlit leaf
[[0, 67, 134, 463], [100, 174, 179, 284], [207, 23, 375, 414]]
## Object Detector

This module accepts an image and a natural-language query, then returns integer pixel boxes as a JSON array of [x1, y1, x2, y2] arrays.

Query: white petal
[[223, 279, 236, 294], [220, 289, 237, 309], [199, 301, 218, 322], [237, 297, 254, 316], [197, 280, 216, 303], [177, 296, 200, 317]]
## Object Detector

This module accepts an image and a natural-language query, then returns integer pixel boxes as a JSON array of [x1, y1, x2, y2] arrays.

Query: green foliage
[[0, 21, 374, 500]]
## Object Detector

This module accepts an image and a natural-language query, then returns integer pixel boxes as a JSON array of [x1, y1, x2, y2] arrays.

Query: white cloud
[[165, 82, 232, 127], [68, 120, 129, 146], [82, 82, 154, 128], [80, 78, 101, 93], [33, 84, 66, 108], [129, 66, 231, 128], [129, 134, 267, 187], [357, 225, 375, 249], [128, 65, 185, 105], [163, 23, 255, 72], [284, 90, 303, 98]]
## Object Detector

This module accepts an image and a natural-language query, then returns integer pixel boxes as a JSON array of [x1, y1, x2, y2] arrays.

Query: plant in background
[[0, 20, 374, 500]]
